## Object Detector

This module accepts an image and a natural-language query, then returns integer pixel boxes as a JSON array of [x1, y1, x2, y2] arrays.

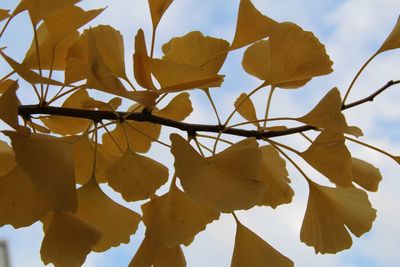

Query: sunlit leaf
[[154, 92, 193, 121], [378, 16, 400, 53], [142, 184, 219, 248], [230, 0, 278, 50], [148, 0, 174, 30], [0, 166, 54, 228], [41, 211, 101, 267], [300, 180, 376, 254], [171, 134, 266, 212], [75, 179, 141, 252], [162, 31, 229, 74], [352, 158, 382, 192], [234, 93, 259, 127], [0, 80, 20, 130], [258, 145, 294, 208], [0, 50, 66, 86], [231, 220, 293, 267], [5, 131, 77, 212], [40, 89, 93, 135], [242, 40, 271, 81], [300, 131, 353, 187], [0, 9, 10, 22], [297, 88, 363, 136], [134, 29, 157, 90], [107, 149, 168, 202]]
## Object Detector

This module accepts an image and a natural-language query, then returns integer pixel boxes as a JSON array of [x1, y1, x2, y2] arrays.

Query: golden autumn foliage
[[0, 0, 399, 266]]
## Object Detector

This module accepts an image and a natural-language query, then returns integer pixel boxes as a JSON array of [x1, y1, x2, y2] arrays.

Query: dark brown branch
[[18, 80, 399, 139]]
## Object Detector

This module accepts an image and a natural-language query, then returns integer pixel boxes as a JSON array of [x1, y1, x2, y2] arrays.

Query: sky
[[1, 0, 400, 266]]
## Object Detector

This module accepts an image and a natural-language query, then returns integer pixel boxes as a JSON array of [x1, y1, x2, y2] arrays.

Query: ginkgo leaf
[[265, 22, 333, 87], [378, 16, 400, 53], [297, 88, 363, 136], [129, 236, 186, 267], [0, 166, 54, 228], [0, 9, 10, 22], [0, 80, 20, 130], [300, 180, 377, 254], [242, 40, 271, 81], [27, 120, 50, 134], [5, 131, 77, 212], [40, 89, 93, 135], [0, 140, 16, 176], [154, 92, 193, 121], [134, 29, 157, 91], [152, 58, 224, 92], [43, 5, 104, 46], [21, 0, 80, 26], [0, 50, 66, 86], [352, 158, 382, 192], [171, 134, 266, 212], [230, 0, 278, 50], [0, 79, 15, 94], [234, 93, 259, 127], [141, 184, 220, 249], [231, 220, 293, 267], [300, 131, 353, 187], [148, 0, 174, 30], [74, 179, 141, 252], [69, 135, 110, 185], [106, 149, 169, 202], [162, 31, 229, 74], [258, 145, 294, 208], [41, 211, 102, 267]]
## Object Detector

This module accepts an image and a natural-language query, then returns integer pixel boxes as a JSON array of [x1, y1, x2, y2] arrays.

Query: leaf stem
[[204, 88, 221, 125], [262, 86, 275, 128]]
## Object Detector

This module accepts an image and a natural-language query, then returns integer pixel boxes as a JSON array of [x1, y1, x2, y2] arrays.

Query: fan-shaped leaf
[[234, 93, 259, 127], [378, 16, 400, 53], [0, 80, 19, 130], [0, 140, 16, 176], [154, 92, 193, 121], [134, 29, 156, 90], [148, 0, 174, 30], [0, 9, 10, 22], [352, 158, 382, 192]]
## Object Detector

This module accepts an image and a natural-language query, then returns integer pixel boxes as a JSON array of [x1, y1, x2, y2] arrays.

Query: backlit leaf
[[75, 179, 141, 252], [242, 40, 271, 81], [300, 131, 353, 187], [352, 158, 382, 192], [41, 211, 101, 267], [6, 131, 77, 212], [107, 149, 169, 202], [154, 92, 193, 121], [0, 140, 16, 176], [234, 93, 259, 127], [0, 80, 19, 130], [171, 134, 266, 212], [148, 0, 174, 30], [134, 29, 157, 91], [300, 180, 376, 254], [0, 9, 10, 22], [378, 16, 400, 53], [231, 0, 278, 50], [231, 220, 293, 267]]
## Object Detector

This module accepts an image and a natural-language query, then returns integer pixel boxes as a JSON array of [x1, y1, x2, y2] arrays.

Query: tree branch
[[18, 80, 400, 139]]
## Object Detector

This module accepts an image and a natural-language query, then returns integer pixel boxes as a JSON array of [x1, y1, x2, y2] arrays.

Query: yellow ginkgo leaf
[[142, 184, 220, 249], [378, 16, 400, 53], [154, 92, 193, 121], [297, 88, 363, 136], [352, 158, 382, 192], [0, 140, 16, 176], [129, 236, 186, 267], [148, 0, 174, 30], [0, 50, 66, 86], [0, 80, 20, 130], [230, 0, 278, 50], [27, 120, 50, 134], [43, 5, 104, 46], [20, 0, 79, 25], [5, 131, 77, 212], [231, 220, 293, 267], [300, 131, 353, 187], [259, 145, 294, 208], [75, 179, 141, 252], [69, 135, 110, 185], [234, 93, 259, 127], [0, 166, 54, 228], [40, 211, 102, 267], [242, 40, 271, 81], [152, 58, 224, 93], [107, 149, 168, 202], [171, 134, 266, 212], [266, 22, 333, 87], [0, 79, 15, 94], [133, 29, 157, 91], [0, 9, 10, 22], [300, 180, 377, 254], [40, 89, 93, 135], [162, 31, 229, 74]]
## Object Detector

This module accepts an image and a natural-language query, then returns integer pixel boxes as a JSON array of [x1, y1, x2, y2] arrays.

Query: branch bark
[[18, 80, 400, 139]]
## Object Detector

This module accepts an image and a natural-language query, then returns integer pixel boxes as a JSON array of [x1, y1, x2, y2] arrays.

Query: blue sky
[[1, 0, 400, 266]]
